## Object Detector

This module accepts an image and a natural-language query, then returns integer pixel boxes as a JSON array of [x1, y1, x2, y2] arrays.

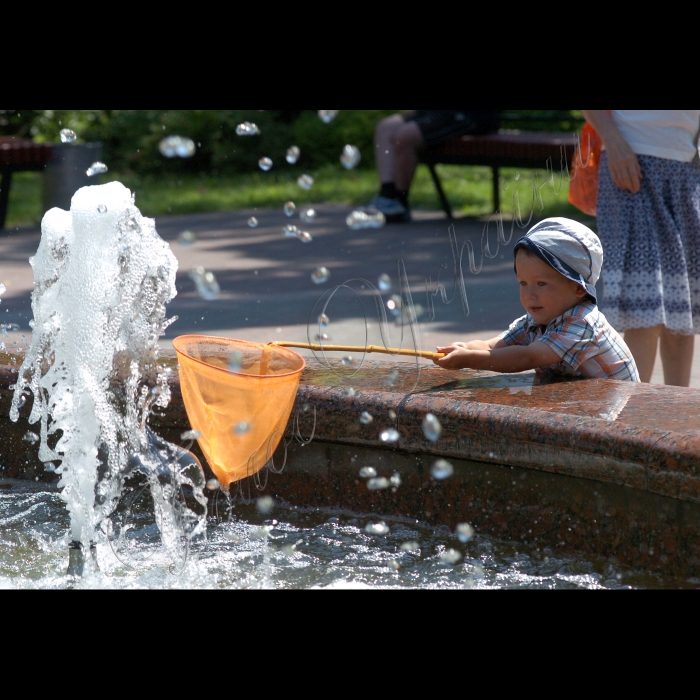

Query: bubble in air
[[456, 523, 474, 543], [45, 462, 57, 472], [86, 162, 108, 177], [233, 420, 251, 436], [440, 549, 462, 564], [300, 208, 316, 223], [341, 355, 354, 366], [296, 231, 313, 243], [315, 333, 330, 341], [365, 521, 390, 535], [97, 204, 108, 214], [380, 428, 399, 444], [400, 541, 420, 552], [359, 466, 377, 478], [60, 128, 77, 144], [22, 431, 39, 444], [247, 217, 258, 228], [346, 209, 386, 230], [159, 135, 196, 158], [206, 478, 220, 491], [431, 459, 454, 480], [228, 350, 244, 372], [317, 313, 329, 328], [367, 476, 391, 491], [297, 174, 314, 190], [180, 430, 202, 441], [178, 230, 196, 246], [258, 157, 273, 171], [257, 496, 274, 514], [284, 201, 296, 217], [311, 267, 330, 284], [236, 122, 260, 136], [286, 145, 300, 164], [318, 110, 339, 124], [378, 274, 391, 291], [422, 413, 442, 442], [283, 224, 298, 238], [188, 267, 220, 300], [359, 411, 373, 425], [340, 144, 361, 170]]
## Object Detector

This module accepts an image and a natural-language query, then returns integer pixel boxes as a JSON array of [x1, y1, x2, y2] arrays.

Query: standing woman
[[582, 110, 700, 386]]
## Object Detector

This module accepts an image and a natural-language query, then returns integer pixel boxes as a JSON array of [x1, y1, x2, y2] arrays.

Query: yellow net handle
[[270, 341, 444, 361]]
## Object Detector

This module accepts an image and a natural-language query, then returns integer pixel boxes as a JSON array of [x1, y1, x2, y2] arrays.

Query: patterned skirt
[[597, 152, 700, 334]]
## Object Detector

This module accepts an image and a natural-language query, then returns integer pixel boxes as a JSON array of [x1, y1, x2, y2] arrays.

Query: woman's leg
[[659, 327, 695, 387], [393, 121, 424, 192], [375, 115, 405, 185], [623, 325, 661, 383]]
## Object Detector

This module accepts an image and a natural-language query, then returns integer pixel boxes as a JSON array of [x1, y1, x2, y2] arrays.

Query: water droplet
[[378, 273, 391, 291], [16, 395, 26, 410], [296, 230, 313, 243], [390, 472, 401, 488], [233, 420, 251, 436], [22, 431, 39, 443], [456, 523, 474, 543], [431, 459, 454, 480], [247, 217, 258, 228], [386, 369, 399, 386], [315, 333, 330, 341], [97, 204, 108, 214], [257, 496, 275, 514], [159, 135, 196, 158], [286, 145, 300, 164], [317, 313, 329, 328], [283, 224, 298, 238], [86, 161, 108, 177], [45, 462, 57, 472], [228, 350, 244, 372], [422, 413, 442, 442], [360, 411, 373, 425], [178, 230, 196, 246], [163, 366, 172, 375], [365, 520, 390, 535], [400, 541, 419, 552], [235, 122, 260, 136], [380, 428, 399, 443], [367, 476, 391, 491], [346, 209, 386, 230], [284, 201, 296, 217], [297, 174, 314, 190], [440, 548, 462, 564], [311, 267, 330, 284], [299, 208, 316, 223], [359, 466, 377, 478], [258, 157, 273, 171], [341, 355, 354, 366], [318, 110, 339, 124], [342, 387, 355, 398], [340, 144, 361, 170], [60, 128, 77, 143], [188, 267, 220, 300], [180, 429, 202, 441], [206, 478, 220, 491]]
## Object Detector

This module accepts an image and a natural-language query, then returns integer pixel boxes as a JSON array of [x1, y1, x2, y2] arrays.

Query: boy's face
[[515, 250, 587, 325]]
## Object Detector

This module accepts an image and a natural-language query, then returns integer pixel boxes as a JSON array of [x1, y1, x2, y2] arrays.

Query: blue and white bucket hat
[[513, 217, 603, 303]]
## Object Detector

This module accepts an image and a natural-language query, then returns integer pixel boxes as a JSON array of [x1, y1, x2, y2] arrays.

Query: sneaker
[[368, 195, 411, 222]]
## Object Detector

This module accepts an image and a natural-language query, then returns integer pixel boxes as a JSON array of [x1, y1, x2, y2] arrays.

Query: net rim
[[172, 334, 306, 379]]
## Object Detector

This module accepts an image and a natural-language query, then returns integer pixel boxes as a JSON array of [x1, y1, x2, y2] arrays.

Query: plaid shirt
[[498, 301, 640, 381]]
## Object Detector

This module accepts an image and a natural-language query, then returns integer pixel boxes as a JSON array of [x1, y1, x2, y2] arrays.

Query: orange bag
[[173, 335, 305, 488], [568, 121, 603, 216]]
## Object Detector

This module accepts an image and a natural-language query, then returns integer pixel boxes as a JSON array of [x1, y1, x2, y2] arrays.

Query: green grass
[[5, 164, 592, 229]]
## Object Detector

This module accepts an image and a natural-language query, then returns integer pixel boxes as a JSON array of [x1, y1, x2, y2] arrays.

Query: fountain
[[9, 182, 207, 576]]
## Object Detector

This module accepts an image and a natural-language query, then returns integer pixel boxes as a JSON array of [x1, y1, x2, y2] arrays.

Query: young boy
[[434, 217, 640, 381]]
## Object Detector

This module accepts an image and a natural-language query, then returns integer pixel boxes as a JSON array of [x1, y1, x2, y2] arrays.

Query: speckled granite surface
[[2, 355, 700, 578]]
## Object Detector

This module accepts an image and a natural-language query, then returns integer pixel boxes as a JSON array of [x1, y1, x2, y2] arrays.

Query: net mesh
[[173, 335, 305, 488]]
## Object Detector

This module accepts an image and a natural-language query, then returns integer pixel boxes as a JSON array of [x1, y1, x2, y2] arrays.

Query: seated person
[[434, 217, 640, 381], [369, 110, 500, 222]]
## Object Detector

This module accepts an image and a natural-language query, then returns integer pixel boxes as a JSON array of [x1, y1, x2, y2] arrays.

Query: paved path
[[1, 205, 698, 387]]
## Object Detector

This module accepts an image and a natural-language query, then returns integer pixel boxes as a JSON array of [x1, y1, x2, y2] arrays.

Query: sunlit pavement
[[1, 204, 698, 387]]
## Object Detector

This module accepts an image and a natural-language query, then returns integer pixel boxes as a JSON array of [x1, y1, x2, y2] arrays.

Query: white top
[[611, 110, 700, 163]]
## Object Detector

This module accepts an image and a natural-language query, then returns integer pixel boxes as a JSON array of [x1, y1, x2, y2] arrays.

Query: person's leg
[[659, 327, 695, 387], [375, 114, 405, 186], [623, 325, 661, 383], [393, 121, 424, 196]]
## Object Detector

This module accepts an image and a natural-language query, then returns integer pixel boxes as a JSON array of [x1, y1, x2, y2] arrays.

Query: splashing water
[[311, 267, 330, 284], [284, 201, 296, 217], [188, 267, 221, 300], [297, 174, 314, 190], [300, 208, 316, 223], [286, 146, 300, 164], [247, 217, 258, 228], [10, 181, 207, 561], [258, 157, 273, 171], [178, 230, 196, 246], [346, 209, 386, 230], [86, 162, 108, 177], [318, 110, 339, 124], [60, 129, 77, 144], [236, 122, 260, 136], [159, 136, 196, 158], [340, 144, 361, 170]]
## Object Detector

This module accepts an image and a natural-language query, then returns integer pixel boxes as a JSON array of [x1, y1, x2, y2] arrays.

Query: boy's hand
[[433, 344, 475, 369]]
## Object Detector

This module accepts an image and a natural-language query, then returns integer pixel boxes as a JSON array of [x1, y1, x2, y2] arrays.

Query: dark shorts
[[403, 110, 500, 146]]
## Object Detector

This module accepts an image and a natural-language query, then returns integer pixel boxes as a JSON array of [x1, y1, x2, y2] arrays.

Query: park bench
[[420, 115, 581, 218], [0, 137, 53, 231]]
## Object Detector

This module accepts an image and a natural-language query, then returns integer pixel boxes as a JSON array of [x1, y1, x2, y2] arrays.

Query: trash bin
[[42, 142, 103, 213]]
